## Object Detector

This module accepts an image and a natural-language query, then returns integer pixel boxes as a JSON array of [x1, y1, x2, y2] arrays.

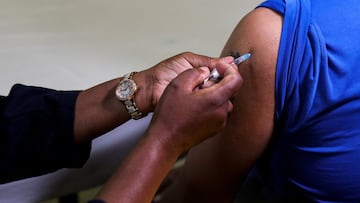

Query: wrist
[[131, 70, 154, 114], [145, 122, 184, 157]]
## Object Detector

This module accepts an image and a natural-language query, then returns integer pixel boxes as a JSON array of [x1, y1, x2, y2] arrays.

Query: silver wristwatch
[[115, 72, 144, 120]]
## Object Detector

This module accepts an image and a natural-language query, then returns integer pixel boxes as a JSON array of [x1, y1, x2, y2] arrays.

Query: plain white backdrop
[[0, 0, 262, 94]]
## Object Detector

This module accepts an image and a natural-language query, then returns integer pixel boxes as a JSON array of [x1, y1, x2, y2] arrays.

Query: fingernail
[[198, 67, 210, 77], [231, 63, 239, 70], [222, 56, 234, 64], [198, 66, 209, 73]]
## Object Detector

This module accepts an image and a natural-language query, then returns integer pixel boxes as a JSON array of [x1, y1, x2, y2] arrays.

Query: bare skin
[[94, 60, 242, 203], [158, 7, 283, 203], [73, 52, 234, 143]]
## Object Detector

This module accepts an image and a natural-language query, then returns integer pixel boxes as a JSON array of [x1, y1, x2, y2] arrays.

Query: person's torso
[[258, 0, 360, 201]]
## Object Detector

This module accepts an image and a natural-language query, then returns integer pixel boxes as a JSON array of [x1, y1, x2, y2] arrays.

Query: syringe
[[203, 53, 251, 85]]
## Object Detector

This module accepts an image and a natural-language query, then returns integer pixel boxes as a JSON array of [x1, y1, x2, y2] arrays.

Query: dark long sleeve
[[0, 84, 91, 183]]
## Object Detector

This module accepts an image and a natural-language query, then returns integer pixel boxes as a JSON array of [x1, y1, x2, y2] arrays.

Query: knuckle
[[168, 79, 181, 91], [208, 96, 225, 108], [180, 51, 193, 58]]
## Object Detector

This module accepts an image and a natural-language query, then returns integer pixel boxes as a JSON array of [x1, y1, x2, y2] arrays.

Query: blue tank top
[[257, 0, 360, 202]]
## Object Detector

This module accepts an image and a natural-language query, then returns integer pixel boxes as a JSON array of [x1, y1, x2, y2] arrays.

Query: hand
[[133, 52, 234, 114], [93, 60, 241, 203], [148, 60, 242, 153]]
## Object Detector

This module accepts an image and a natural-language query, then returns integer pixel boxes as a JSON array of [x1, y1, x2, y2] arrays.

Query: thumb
[[171, 67, 210, 91]]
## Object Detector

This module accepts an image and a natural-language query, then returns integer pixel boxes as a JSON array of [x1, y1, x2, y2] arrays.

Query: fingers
[[170, 59, 243, 103], [213, 64, 243, 102], [178, 52, 234, 71], [202, 61, 243, 102], [170, 67, 211, 91], [164, 52, 242, 108]]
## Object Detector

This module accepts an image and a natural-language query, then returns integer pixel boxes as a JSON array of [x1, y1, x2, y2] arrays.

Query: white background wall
[[0, 0, 262, 95]]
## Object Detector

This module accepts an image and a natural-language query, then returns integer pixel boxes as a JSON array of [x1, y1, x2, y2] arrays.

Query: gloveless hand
[[148, 60, 242, 154], [134, 52, 234, 114]]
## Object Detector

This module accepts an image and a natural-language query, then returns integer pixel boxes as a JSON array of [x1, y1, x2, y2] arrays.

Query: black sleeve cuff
[[0, 84, 91, 183]]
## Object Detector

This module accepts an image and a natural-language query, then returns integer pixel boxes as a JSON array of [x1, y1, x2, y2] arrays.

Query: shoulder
[[222, 7, 282, 73], [221, 7, 282, 105]]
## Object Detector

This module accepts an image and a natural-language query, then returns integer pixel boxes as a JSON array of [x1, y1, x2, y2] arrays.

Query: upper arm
[[216, 7, 282, 175], [162, 8, 283, 202]]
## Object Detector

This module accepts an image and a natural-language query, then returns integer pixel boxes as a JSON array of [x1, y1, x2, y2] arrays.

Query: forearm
[[74, 71, 153, 143], [74, 78, 128, 143], [95, 127, 180, 203], [159, 136, 239, 203]]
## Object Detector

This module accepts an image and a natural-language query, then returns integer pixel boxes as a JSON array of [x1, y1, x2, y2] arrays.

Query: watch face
[[115, 79, 137, 101]]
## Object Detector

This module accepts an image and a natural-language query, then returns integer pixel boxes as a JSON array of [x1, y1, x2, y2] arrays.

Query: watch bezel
[[115, 78, 137, 101]]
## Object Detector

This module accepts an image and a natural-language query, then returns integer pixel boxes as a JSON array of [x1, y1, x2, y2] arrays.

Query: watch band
[[123, 99, 143, 120], [117, 72, 145, 120]]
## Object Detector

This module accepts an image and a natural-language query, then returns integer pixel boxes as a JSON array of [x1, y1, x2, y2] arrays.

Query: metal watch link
[[115, 72, 145, 120]]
